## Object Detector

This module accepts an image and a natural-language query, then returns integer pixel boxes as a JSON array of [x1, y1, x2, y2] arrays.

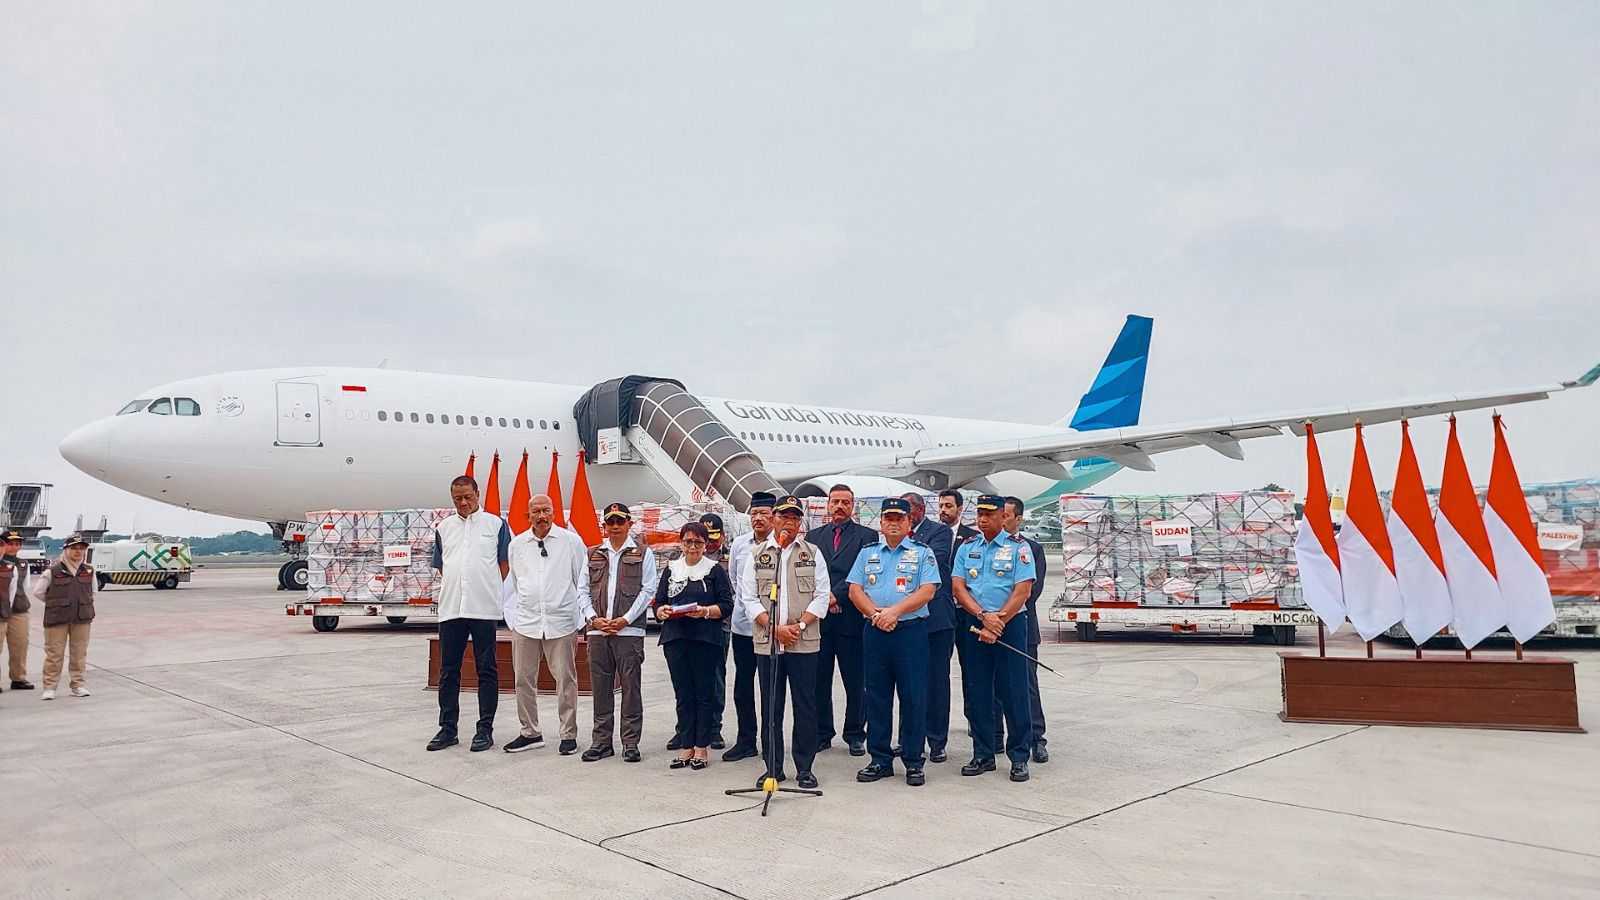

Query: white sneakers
[[39, 687, 90, 700]]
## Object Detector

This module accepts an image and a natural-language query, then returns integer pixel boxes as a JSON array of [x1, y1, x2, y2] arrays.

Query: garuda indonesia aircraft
[[60, 315, 1598, 587]]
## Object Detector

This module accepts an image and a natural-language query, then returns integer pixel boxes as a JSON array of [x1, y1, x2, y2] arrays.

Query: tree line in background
[[38, 531, 282, 557]]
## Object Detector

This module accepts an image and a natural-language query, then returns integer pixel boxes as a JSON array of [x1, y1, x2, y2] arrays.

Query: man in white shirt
[[580, 502, 657, 763], [429, 476, 511, 753], [721, 491, 776, 762], [738, 496, 831, 790], [503, 494, 589, 755]]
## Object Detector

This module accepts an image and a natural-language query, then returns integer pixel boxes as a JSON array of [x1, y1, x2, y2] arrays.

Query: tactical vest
[[588, 543, 648, 624], [751, 539, 822, 656], [43, 561, 96, 627], [0, 561, 13, 619]]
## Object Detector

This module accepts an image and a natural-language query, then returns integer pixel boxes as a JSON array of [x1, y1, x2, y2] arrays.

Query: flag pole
[[1365, 640, 1373, 659], [1316, 621, 1326, 657], [1514, 640, 1524, 661]]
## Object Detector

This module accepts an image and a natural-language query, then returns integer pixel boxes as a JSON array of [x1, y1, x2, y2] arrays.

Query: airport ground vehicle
[[91, 539, 193, 589]]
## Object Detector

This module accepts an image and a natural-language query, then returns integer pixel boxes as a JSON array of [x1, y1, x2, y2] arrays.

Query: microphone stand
[[725, 537, 823, 816]]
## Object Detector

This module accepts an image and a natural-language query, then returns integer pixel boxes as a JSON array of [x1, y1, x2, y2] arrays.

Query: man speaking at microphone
[[738, 496, 829, 791]]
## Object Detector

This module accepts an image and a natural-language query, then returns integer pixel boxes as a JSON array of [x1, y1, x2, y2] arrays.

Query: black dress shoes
[[757, 772, 788, 789], [581, 746, 614, 762], [796, 771, 818, 789], [710, 734, 726, 750], [1010, 762, 1030, 782], [960, 757, 996, 776], [426, 729, 458, 751], [1032, 743, 1050, 764], [929, 748, 948, 764], [622, 747, 641, 763], [856, 763, 895, 783], [470, 730, 494, 752], [667, 736, 684, 750], [721, 744, 758, 762], [10, 680, 34, 690], [846, 739, 866, 757], [905, 768, 926, 787]]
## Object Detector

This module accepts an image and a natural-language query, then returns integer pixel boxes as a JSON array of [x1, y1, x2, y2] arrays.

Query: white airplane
[[60, 315, 1598, 589]]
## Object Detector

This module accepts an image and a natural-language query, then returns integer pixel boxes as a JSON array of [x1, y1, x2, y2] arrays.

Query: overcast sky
[[4, 2, 1596, 537]]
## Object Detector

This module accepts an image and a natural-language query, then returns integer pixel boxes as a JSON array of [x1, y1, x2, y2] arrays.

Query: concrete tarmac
[[2, 568, 1596, 898]]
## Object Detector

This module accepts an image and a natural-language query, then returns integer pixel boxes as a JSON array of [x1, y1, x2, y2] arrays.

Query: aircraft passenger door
[[276, 382, 322, 446]]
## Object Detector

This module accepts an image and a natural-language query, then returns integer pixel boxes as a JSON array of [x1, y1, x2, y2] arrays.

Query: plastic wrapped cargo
[[1057, 492, 1305, 609], [304, 509, 451, 604]]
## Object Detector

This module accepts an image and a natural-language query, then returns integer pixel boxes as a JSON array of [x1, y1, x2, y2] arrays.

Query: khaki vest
[[43, 561, 96, 627], [0, 561, 13, 619], [751, 539, 822, 656], [588, 543, 647, 624]]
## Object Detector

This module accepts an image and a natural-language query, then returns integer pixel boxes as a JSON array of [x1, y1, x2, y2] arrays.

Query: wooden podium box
[[1279, 652, 1583, 733], [427, 635, 614, 695]]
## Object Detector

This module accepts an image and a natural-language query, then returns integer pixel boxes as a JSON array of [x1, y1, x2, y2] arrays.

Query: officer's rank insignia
[[1019, 550, 1031, 565], [867, 574, 877, 586]]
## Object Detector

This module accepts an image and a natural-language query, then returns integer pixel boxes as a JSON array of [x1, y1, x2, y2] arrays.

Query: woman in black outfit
[[654, 522, 735, 770]]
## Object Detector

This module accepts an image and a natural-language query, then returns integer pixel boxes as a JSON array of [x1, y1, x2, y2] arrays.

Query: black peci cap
[[974, 494, 1005, 512], [880, 497, 911, 515], [748, 491, 777, 509], [602, 502, 632, 522]]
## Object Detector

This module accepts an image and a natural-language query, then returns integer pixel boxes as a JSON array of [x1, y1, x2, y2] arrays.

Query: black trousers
[[730, 633, 761, 751], [954, 609, 979, 731], [865, 618, 929, 769], [925, 625, 957, 755], [1028, 640, 1047, 746], [962, 616, 1033, 765], [437, 617, 499, 736], [663, 639, 721, 748], [710, 628, 730, 737], [815, 631, 865, 745], [757, 650, 819, 777]]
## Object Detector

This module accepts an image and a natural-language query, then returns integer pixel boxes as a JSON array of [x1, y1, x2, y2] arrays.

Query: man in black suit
[[939, 490, 981, 743], [1003, 496, 1050, 764], [903, 492, 955, 763], [809, 484, 878, 756]]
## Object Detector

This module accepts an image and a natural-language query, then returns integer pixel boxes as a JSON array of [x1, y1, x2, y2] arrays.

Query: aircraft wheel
[[279, 560, 309, 591], [312, 615, 339, 632]]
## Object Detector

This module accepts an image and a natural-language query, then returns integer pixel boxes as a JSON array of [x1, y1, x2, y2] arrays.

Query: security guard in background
[[847, 498, 940, 786], [951, 495, 1036, 782]]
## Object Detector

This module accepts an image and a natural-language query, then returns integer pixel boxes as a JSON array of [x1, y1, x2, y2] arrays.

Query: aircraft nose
[[59, 419, 111, 475]]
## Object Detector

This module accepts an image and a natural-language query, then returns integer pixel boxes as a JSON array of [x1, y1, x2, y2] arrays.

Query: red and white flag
[[1485, 415, 1556, 643], [1336, 424, 1403, 640], [1386, 420, 1453, 645], [1437, 417, 1505, 649], [1295, 423, 1345, 633]]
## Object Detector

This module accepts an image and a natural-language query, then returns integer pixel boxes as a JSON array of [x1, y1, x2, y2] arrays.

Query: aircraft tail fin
[[1061, 315, 1153, 431]]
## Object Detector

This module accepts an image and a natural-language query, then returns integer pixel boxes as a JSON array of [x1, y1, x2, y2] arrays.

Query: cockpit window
[[117, 400, 151, 415], [148, 398, 173, 416], [175, 398, 201, 417]]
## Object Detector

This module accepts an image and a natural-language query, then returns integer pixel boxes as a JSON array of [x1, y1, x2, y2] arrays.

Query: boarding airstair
[[574, 377, 785, 511]]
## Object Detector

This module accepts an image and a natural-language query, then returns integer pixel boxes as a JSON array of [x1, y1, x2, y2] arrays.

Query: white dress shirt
[[586, 536, 657, 638], [727, 531, 766, 637], [504, 526, 588, 639], [736, 537, 831, 627], [434, 511, 508, 621]]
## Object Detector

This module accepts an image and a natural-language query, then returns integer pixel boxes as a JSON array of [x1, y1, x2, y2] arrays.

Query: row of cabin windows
[[739, 431, 902, 449], [117, 398, 201, 416], [376, 410, 560, 431]]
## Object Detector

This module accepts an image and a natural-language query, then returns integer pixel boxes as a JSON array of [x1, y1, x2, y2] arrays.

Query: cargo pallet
[[1052, 603, 1317, 644], [287, 598, 437, 632], [1381, 601, 1600, 642]]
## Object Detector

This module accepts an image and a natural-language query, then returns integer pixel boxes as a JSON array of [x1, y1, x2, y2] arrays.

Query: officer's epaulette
[[960, 533, 980, 544]]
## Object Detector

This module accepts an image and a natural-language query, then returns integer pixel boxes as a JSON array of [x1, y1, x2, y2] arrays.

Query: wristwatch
[[797, 620, 809, 634]]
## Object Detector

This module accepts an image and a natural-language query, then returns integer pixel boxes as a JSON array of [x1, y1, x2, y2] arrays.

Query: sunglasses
[[536, 539, 548, 558]]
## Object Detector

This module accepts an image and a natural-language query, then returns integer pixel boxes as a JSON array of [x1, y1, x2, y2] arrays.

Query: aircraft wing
[[764, 362, 1600, 484]]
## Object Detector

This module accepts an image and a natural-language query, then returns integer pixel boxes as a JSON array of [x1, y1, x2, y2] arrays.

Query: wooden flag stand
[[1279, 622, 1583, 733]]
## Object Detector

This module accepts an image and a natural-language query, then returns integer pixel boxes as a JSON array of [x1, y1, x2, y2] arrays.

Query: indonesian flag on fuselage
[[1336, 424, 1403, 641], [1437, 417, 1505, 649], [1295, 423, 1345, 633], [1387, 421, 1453, 645], [1486, 415, 1556, 643]]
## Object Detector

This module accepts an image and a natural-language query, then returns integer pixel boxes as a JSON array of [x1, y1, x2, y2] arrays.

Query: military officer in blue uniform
[[951, 494, 1037, 782], [847, 498, 941, 786]]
